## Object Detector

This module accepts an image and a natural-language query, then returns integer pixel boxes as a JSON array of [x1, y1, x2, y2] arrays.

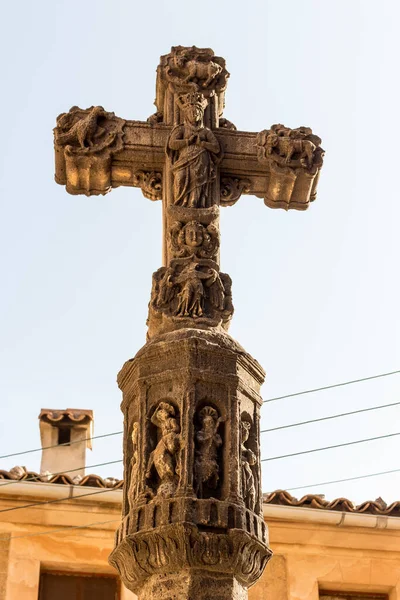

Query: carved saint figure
[[194, 406, 223, 497], [154, 260, 226, 319], [240, 419, 257, 511], [174, 262, 224, 318], [170, 221, 219, 259], [127, 422, 139, 508], [167, 93, 220, 208], [146, 402, 181, 497]]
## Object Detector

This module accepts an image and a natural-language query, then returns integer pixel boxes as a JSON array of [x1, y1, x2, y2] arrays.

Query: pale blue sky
[[1, 0, 399, 504]]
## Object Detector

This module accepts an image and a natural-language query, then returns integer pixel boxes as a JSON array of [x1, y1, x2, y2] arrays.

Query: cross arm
[[216, 126, 324, 211], [53, 106, 169, 200], [53, 106, 324, 211]]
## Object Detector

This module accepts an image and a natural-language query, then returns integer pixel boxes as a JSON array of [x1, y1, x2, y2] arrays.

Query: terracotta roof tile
[[38, 408, 93, 423], [262, 489, 400, 517], [0, 468, 123, 489], [1, 470, 399, 516]]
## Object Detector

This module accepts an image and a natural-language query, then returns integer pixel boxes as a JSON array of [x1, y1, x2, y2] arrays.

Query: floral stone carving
[[132, 170, 162, 201], [220, 176, 251, 207], [54, 105, 125, 196], [109, 523, 272, 599]]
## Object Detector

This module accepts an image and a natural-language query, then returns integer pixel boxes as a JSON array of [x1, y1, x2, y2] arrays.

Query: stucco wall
[[1, 485, 399, 600]]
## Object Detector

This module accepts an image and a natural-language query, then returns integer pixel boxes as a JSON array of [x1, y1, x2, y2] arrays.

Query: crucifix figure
[[53, 46, 324, 600]]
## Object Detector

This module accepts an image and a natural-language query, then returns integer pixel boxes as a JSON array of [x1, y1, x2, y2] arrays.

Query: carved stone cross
[[53, 46, 324, 600], [54, 45, 324, 340]]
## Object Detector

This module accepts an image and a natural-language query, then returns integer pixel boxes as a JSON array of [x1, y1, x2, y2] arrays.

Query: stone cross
[[54, 45, 323, 340], [53, 46, 324, 600]]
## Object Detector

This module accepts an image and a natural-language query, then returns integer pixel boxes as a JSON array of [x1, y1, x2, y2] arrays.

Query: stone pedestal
[[109, 329, 272, 599]]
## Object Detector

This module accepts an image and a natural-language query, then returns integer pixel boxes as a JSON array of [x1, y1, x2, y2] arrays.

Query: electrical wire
[[0, 469, 400, 541], [260, 401, 400, 434], [1, 369, 399, 460], [263, 369, 400, 404], [0, 430, 123, 461], [2, 429, 400, 490], [0, 519, 120, 542], [0, 486, 121, 514], [0, 459, 123, 489], [284, 466, 400, 492], [261, 431, 400, 463]]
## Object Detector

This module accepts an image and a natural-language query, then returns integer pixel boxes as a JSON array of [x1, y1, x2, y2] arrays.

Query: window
[[321, 592, 388, 600], [39, 572, 119, 600], [58, 427, 71, 446]]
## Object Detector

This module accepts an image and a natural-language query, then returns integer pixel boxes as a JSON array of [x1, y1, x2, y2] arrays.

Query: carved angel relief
[[151, 258, 233, 322], [194, 406, 223, 498], [145, 402, 181, 498], [170, 220, 219, 259], [167, 93, 221, 208]]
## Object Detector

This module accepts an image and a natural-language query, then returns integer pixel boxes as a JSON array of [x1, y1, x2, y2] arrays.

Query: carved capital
[[132, 170, 162, 201], [256, 124, 324, 210], [109, 523, 272, 596], [54, 106, 125, 196]]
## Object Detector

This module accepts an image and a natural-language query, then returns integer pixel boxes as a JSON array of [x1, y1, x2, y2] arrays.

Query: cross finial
[[53, 46, 324, 339]]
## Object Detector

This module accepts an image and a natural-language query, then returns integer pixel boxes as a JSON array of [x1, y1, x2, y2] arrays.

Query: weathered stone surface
[[53, 45, 323, 600], [109, 329, 271, 598]]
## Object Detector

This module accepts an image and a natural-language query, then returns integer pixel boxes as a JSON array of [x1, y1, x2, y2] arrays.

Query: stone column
[[109, 329, 271, 600]]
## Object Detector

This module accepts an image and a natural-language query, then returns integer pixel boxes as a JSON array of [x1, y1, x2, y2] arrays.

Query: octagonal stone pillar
[[109, 329, 272, 599]]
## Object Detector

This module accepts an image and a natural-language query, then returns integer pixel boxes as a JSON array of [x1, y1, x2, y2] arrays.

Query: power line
[[2, 430, 400, 490], [263, 369, 400, 404], [0, 519, 120, 542], [261, 431, 400, 463], [285, 467, 400, 493], [0, 486, 121, 514], [1, 369, 399, 461], [0, 430, 123, 461], [260, 401, 400, 434], [0, 459, 123, 489]]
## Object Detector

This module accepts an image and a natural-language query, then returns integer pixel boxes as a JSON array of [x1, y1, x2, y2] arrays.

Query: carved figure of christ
[[54, 45, 323, 339]]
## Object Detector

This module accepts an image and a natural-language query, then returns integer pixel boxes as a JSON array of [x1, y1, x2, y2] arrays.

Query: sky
[[0, 0, 399, 505]]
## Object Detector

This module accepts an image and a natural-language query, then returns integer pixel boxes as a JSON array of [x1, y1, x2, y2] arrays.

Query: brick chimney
[[38, 409, 93, 478]]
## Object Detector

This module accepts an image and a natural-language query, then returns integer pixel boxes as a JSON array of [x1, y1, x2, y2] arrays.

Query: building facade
[[1, 474, 399, 600], [1, 410, 399, 599]]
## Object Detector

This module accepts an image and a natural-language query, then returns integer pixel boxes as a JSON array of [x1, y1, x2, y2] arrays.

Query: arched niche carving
[[145, 400, 182, 498], [240, 411, 259, 514], [193, 400, 225, 500]]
